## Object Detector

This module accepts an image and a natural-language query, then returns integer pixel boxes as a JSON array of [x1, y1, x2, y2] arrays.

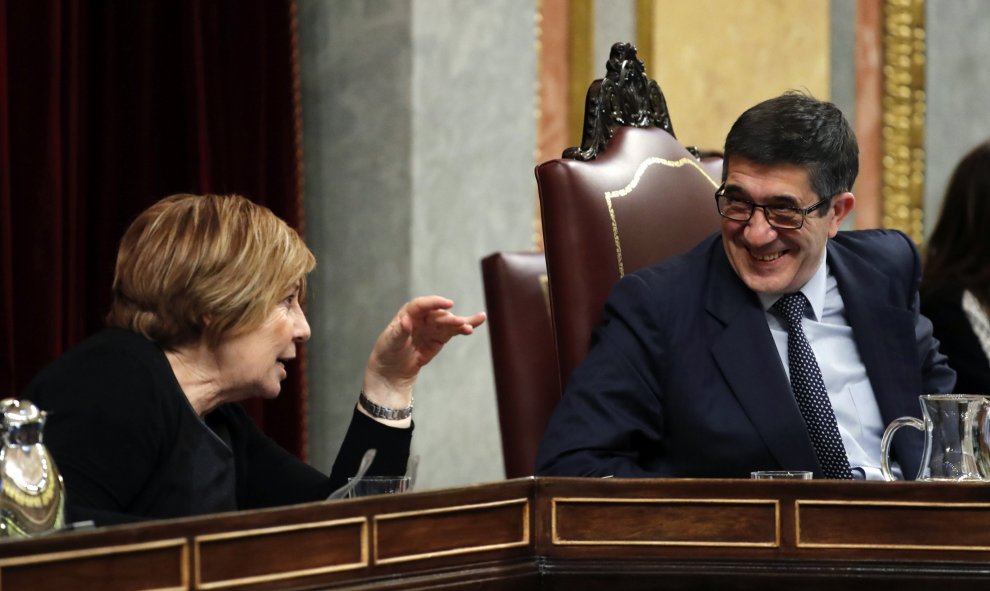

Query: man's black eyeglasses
[[714, 184, 831, 230]]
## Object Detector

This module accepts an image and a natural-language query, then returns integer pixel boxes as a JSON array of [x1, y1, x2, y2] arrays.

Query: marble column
[[299, 0, 537, 490]]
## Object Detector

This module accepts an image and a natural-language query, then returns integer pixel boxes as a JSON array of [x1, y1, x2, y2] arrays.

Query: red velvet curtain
[[0, 0, 308, 458]]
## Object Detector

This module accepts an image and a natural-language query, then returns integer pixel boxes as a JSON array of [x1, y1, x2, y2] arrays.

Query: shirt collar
[[757, 249, 829, 321]]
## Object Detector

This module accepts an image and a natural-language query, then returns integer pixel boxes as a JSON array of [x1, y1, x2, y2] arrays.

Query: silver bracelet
[[358, 391, 413, 420]]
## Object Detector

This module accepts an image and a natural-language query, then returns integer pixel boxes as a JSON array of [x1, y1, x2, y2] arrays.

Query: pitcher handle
[[880, 416, 924, 481]]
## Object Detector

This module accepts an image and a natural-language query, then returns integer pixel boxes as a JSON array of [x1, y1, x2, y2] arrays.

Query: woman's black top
[[25, 329, 412, 525], [921, 286, 990, 394]]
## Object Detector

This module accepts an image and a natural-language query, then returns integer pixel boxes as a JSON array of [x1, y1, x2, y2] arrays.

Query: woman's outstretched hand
[[360, 296, 486, 424]]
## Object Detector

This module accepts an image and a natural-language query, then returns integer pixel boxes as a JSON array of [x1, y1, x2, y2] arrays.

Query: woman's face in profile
[[213, 284, 311, 401]]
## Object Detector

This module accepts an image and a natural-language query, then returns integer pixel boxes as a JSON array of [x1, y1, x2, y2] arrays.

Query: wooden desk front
[[1, 477, 989, 590]]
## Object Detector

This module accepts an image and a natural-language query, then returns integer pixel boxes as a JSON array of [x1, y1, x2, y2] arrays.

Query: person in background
[[25, 193, 486, 525], [536, 92, 955, 481], [921, 140, 990, 393]]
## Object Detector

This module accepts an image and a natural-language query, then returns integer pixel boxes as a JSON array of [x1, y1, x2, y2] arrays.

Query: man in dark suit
[[535, 92, 956, 480]]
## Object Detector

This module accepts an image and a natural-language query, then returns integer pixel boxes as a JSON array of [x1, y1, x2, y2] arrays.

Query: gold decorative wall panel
[[567, 0, 595, 149], [881, 0, 926, 243], [638, 0, 830, 153]]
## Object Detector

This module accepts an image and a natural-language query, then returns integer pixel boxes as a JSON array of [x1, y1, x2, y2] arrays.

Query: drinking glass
[[347, 475, 412, 497], [750, 470, 812, 480]]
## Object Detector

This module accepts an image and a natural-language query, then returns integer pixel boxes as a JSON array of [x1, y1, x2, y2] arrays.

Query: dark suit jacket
[[536, 230, 956, 480]]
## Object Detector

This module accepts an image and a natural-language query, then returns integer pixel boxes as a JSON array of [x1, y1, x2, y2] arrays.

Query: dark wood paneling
[[797, 500, 990, 551], [375, 498, 530, 565], [552, 498, 777, 547], [195, 518, 367, 588], [0, 538, 187, 591]]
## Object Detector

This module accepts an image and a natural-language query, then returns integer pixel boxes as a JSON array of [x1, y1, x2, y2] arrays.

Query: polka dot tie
[[772, 292, 854, 479]]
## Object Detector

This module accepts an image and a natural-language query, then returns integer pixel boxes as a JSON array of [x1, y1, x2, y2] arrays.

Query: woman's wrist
[[358, 390, 413, 420], [356, 376, 414, 427]]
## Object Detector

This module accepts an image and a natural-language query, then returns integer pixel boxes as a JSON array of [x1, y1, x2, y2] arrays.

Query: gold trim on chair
[[604, 156, 720, 276], [538, 273, 551, 315]]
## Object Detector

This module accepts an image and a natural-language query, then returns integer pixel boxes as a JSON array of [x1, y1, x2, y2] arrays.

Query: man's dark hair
[[722, 91, 859, 207]]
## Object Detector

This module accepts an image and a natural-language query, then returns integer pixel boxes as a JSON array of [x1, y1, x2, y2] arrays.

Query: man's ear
[[828, 192, 855, 237]]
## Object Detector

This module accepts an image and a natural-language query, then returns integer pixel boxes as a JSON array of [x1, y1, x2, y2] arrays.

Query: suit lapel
[[705, 241, 824, 475]]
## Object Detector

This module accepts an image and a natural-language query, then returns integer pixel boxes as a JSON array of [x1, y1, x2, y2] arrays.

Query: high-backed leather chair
[[537, 42, 723, 393], [481, 251, 557, 478]]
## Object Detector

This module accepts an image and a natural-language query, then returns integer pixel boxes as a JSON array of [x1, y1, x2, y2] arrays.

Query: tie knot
[[772, 292, 809, 327]]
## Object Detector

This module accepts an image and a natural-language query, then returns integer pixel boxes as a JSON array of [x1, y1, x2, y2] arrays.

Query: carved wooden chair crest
[[564, 42, 700, 162]]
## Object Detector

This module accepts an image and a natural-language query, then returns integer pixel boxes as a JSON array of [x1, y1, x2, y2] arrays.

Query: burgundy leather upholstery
[[536, 125, 723, 392], [481, 251, 558, 478]]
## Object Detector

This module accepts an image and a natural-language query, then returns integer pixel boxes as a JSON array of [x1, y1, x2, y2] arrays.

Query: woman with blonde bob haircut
[[27, 193, 486, 525], [107, 193, 317, 348]]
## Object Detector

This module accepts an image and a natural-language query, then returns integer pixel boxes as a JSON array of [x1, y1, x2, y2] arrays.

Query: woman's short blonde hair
[[106, 193, 316, 349]]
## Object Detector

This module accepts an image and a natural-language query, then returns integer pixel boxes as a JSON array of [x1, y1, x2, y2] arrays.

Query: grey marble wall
[[924, 0, 990, 238], [407, 0, 536, 489], [830, 0, 856, 122], [299, 0, 414, 481], [831, 0, 856, 230], [299, 0, 537, 491]]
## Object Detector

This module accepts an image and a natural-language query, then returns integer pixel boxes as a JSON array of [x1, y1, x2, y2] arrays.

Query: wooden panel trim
[[551, 497, 780, 548], [796, 499, 990, 551], [193, 517, 368, 590], [374, 498, 531, 565], [0, 537, 188, 591]]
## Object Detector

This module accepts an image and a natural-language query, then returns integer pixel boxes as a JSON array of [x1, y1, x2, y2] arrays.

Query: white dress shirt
[[758, 251, 900, 480]]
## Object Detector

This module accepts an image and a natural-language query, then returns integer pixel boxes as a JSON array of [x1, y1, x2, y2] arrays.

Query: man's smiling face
[[720, 157, 854, 295]]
